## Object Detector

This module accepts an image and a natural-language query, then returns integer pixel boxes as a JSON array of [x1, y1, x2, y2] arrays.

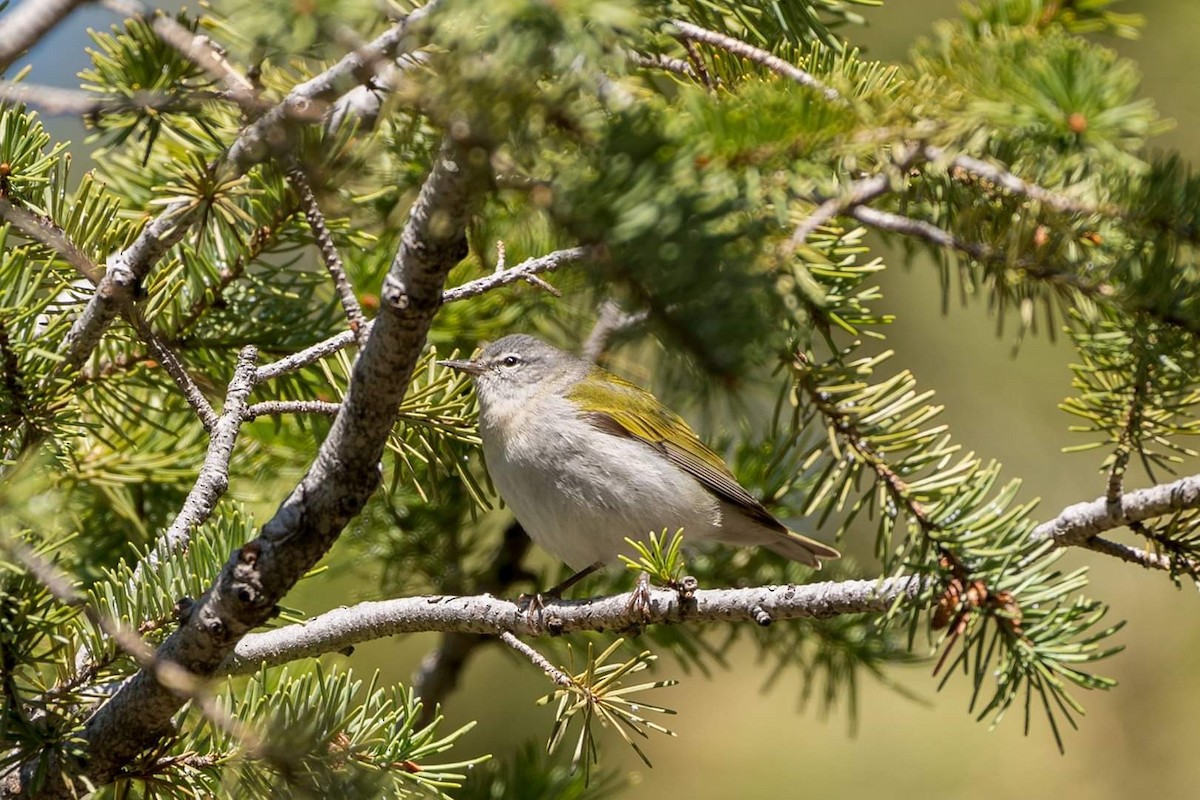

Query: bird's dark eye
[[502, 355, 520, 367]]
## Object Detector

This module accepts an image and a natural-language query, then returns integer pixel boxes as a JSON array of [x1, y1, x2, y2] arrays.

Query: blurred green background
[[14, 1, 1200, 797]]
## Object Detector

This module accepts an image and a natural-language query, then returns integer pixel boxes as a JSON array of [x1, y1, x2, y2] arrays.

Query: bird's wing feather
[[570, 368, 785, 532]]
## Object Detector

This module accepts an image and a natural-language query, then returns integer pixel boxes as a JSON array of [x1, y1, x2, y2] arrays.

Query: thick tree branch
[[0, 129, 488, 796], [221, 576, 923, 673]]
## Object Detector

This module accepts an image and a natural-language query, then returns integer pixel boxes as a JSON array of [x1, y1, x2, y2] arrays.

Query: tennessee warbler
[[440, 334, 839, 589]]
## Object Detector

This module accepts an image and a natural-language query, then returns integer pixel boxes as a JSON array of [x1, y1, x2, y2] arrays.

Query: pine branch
[[927, 146, 1117, 218], [285, 159, 368, 337], [221, 577, 925, 674], [102, 0, 259, 112], [0, 196, 218, 427], [0, 0, 88, 72], [57, 4, 438, 374], [171, 201, 299, 341], [848, 203, 1116, 299], [1032, 471, 1200, 549], [0, 533, 270, 771], [0, 135, 492, 799], [0, 198, 102, 282]]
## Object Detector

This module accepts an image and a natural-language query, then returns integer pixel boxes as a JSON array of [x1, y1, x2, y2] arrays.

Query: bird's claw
[[624, 572, 653, 626], [517, 591, 564, 635]]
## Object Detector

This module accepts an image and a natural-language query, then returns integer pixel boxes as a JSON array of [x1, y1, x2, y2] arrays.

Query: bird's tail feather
[[762, 531, 840, 568]]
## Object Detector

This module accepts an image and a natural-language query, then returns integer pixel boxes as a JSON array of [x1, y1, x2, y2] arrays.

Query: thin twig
[[1106, 357, 1151, 503], [850, 203, 990, 260], [124, 313, 219, 430], [790, 173, 893, 250], [1079, 535, 1200, 578], [927, 146, 1116, 218], [243, 400, 341, 420], [285, 159, 368, 337], [670, 19, 841, 102], [254, 328, 360, 383], [136, 346, 258, 571], [440, 245, 593, 303], [581, 300, 649, 363], [499, 631, 573, 687], [678, 37, 713, 90], [849, 204, 1118, 299], [0, 80, 229, 118], [0, 199, 102, 283], [626, 51, 697, 81]]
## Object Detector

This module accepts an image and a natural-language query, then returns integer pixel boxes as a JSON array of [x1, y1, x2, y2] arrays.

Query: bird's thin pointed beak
[[438, 358, 485, 376]]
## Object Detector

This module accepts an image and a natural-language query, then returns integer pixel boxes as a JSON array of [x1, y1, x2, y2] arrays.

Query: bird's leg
[[518, 562, 604, 626], [543, 562, 603, 598]]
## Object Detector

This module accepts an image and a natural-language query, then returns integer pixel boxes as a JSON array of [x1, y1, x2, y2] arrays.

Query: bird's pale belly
[[482, 415, 720, 570]]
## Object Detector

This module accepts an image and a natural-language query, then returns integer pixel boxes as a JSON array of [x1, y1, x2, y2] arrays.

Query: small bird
[[439, 334, 838, 591]]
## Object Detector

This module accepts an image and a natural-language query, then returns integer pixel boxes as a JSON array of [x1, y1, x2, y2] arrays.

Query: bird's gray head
[[438, 334, 585, 408]]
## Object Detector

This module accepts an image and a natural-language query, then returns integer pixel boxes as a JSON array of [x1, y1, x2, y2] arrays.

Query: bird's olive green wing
[[569, 366, 785, 532]]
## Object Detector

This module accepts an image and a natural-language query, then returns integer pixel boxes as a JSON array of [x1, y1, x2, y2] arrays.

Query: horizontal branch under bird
[[221, 577, 924, 673]]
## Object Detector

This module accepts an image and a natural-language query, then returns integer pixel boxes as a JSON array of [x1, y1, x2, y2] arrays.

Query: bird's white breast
[[480, 393, 720, 570]]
